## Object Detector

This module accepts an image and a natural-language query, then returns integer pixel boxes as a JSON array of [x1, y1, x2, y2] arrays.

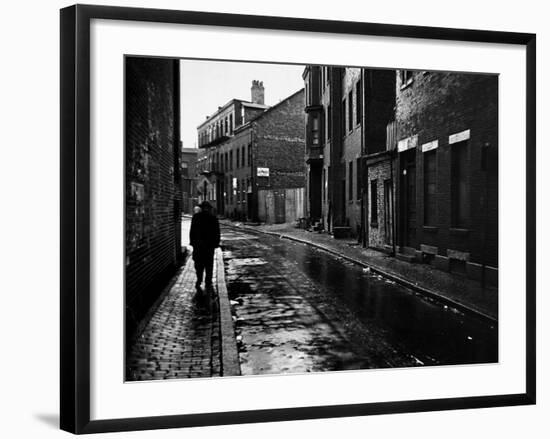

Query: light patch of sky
[[180, 59, 305, 149]]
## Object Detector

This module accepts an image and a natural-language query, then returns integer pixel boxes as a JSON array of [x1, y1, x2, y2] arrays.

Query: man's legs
[[204, 248, 215, 287], [194, 253, 205, 290]]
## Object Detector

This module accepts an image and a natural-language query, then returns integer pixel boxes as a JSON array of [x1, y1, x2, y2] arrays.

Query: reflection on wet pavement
[[222, 227, 498, 375]]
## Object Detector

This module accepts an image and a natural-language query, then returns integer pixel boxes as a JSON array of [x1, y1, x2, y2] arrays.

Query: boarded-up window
[[424, 150, 437, 225], [371, 179, 378, 226], [451, 141, 469, 227]]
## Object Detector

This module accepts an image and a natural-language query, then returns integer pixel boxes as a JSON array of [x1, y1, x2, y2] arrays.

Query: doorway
[[400, 149, 417, 247]]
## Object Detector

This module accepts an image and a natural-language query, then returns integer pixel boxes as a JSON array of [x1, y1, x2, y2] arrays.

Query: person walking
[[189, 201, 220, 294]]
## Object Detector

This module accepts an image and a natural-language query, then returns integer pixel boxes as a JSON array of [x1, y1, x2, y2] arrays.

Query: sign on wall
[[257, 167, 270, 177], [397, 135, 418, 152]]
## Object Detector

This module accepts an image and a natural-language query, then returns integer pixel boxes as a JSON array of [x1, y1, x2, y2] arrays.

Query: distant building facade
[[180, 146, 199, 214], [198, 81, 306, 223], [304, 66, 498, 284], [125, 57, 182, 337]]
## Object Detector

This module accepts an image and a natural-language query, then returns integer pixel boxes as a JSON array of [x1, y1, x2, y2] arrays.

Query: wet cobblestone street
[[222, 228, 417, 374], [222, 226, 498, 375]]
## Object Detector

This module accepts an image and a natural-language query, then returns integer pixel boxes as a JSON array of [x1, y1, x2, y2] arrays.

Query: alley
[[222, 225, 498, 375]]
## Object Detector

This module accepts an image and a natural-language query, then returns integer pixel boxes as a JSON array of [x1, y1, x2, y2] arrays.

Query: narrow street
[[222, 225, 498, 375]]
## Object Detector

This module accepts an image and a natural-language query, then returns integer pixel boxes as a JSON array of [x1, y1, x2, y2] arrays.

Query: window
[[327, 105, 332, 141], [236, 147, 239, 168], [229, 150, 233, 171], [312, 113, 320, 145], [229, 114, 233, 134], [371, 179, 378, 226], [348, 90, 353, 132], [356, 81, 362, 125], [424, 150, 437, 226], [241, 146, 245, 168], [248, 143, 252, 166], [400, 70, 414, 88], [451, 141, 469, 227], [181, 161, 189, 178], [348, 162, 353, 201]]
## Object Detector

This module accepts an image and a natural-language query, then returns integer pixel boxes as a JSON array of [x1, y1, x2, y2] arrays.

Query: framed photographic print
[[60, 4, 536, 434]]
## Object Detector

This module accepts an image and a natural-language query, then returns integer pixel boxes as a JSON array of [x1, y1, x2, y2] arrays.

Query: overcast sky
[[180, 59, 305, 148]]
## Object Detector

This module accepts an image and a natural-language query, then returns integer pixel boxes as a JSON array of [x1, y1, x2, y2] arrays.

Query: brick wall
[[367, 157, 394, 249], [396, 71, 498, 267], [255, 89, 306, 190], [125, 57, 182, 335], [341, 68, 363, 235]]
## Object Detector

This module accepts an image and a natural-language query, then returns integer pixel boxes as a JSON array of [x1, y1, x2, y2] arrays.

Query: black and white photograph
[[1, 0, 544, 436], [124, 56, 499, 381]]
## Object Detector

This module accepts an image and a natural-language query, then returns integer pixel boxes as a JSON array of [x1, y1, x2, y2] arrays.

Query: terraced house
[[304, 66, 498, 286]]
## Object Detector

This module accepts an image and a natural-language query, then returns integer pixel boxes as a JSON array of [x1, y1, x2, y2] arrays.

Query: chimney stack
[[251, 80, 265, 105]]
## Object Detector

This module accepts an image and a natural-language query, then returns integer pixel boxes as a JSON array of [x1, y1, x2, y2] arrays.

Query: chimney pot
[[251, 79, 265, 105]]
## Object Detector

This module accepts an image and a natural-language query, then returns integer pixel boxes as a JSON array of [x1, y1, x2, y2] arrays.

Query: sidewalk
[[125, 246, 240, 380], [220, 220, 498, 322]]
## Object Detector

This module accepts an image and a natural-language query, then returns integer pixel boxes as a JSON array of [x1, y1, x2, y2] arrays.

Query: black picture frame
[[60, 4, 536, 434]]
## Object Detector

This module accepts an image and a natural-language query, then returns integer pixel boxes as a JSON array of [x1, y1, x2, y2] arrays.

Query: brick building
[[125, 57, 182, 337], [304, 66, 395, 241], [304, 66, 498, 284], [198, 81, 306, 223], [395, 70, 498, 283]]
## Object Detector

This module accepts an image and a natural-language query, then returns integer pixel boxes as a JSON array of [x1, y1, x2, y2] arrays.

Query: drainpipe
[[360, 69, 365, 246]]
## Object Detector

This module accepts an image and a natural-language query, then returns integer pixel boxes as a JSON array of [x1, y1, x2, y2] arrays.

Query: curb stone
[[215, 247, 241, 376]]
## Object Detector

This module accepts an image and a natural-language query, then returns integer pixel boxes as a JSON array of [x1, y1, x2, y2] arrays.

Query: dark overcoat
[[189, 211, 220, 254]]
